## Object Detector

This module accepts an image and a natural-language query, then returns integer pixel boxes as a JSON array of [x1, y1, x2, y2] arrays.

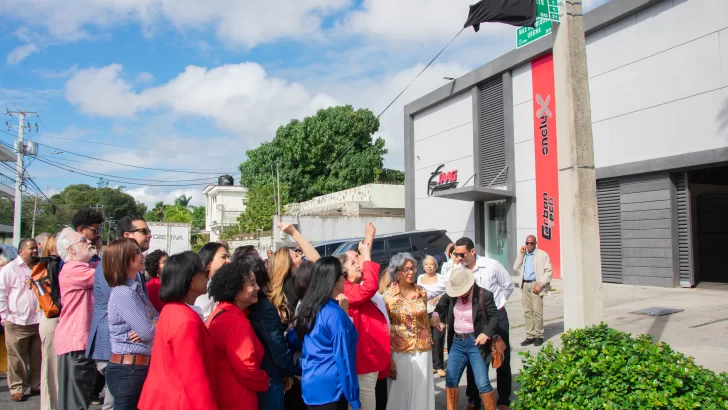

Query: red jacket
[[344, 260, 390, 375], [206, 302, 269, 410], [138, 302, 217, 410], [145, 277, 165, 312]]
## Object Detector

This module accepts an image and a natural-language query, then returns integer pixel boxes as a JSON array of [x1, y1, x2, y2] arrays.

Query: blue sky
[[0, 0, 610, 207]]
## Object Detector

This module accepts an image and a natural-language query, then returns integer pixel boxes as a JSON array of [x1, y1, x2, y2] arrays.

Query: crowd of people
[[0, 206, 553, 410]]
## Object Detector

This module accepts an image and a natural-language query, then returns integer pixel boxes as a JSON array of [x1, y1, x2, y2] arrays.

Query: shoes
[[461, 404, 477, 410], [11, 393, 26, 402], [30, 390, 41, 396], [534, 338, 544, 346], [437, 369, 447, 377], [480, 391, 497, 410], [520, 338, 535, 346], [446, 387, 459, 410]]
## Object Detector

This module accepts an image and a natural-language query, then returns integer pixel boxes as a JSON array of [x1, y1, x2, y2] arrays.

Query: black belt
[[454, 332, 475, 339], [523, 279, 536, 283]]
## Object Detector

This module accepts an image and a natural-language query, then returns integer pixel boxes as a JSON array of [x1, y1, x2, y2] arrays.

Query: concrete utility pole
[[31, 195, 37, 238], [6, 110, 38, 248], [552, 0, 604, 329]]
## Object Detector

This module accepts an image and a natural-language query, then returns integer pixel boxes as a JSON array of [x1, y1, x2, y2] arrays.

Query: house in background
[[203, 175, 248, 243]]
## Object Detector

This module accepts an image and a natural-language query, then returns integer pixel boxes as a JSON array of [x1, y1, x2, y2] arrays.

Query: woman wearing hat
[[431, 268, 500, 410]]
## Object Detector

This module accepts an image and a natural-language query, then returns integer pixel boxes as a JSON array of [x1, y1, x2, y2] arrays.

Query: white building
[[404, 0, 728, 288], [203, 182, 248, 242]]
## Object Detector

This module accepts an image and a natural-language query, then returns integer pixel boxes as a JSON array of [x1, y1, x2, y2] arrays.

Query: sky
[[0, 0, 610, 208]]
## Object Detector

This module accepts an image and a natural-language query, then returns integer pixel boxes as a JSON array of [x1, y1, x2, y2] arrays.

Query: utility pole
[[6, 109, 38, 248], [31, 195, 37, 238], [552, 1, 604, 329]]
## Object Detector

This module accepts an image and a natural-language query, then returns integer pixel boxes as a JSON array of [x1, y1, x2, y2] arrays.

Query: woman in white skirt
[[383, 253, 437, 410]]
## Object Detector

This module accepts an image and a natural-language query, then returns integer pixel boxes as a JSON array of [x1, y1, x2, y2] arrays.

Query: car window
[[315, 245, 326, 255], [371, 240, 386, 260], [333, 241, 359, 255], [388, 237, 412, 254], [418, 231, 451, 249]]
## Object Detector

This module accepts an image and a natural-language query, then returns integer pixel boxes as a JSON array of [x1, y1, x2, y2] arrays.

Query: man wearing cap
[[513, 235, 552, 347], [431, 268, 500, 410], [448, 237, 514, 410]]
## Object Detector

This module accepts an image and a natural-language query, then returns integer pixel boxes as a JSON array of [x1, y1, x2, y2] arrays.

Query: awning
[[432, 185, 514, 202]]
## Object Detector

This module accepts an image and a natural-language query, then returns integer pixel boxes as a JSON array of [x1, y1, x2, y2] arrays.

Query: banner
[[531, 54, 561, 279]]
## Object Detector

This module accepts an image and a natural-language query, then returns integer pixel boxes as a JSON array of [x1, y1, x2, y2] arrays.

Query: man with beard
[[0, 239, 42, 402], [86, 215, 152, 410]]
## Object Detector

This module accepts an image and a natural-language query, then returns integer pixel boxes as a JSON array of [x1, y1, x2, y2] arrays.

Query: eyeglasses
[[398, 267, 414, 274], [453, 252, 469, 259], [525, 242, 536, 245], [82, 227, 101, 235], [127, 228, 151, 235], [134, 248, 142, 256]]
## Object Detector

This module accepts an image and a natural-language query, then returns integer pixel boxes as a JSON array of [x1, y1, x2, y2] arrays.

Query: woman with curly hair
[[206, 262, 268, 410], [144, 250, 168, 312]]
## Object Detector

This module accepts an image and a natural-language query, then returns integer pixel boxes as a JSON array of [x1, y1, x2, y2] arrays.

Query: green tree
[[174, 195, 192, 208], [238, 105, 401, 203], [191, 206, 206, 231], [49, 184, 147, 228], [236, 181, 288, 233], [144, 201, 166, 222], [163, 204, 193, 223]]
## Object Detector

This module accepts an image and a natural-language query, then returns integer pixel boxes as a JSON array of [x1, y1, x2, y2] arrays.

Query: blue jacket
[[86, 261, 146, 361], [248, 294, 294, 381]]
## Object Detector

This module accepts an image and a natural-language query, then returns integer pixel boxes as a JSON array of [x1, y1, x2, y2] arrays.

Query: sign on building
[[517, 18, 553, 48]]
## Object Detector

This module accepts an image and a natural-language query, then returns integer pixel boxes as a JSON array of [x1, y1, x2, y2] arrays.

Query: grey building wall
[[619, 173, 677, 287]]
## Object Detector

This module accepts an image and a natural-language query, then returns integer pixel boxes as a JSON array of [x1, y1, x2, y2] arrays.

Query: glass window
[[388, 237, 412, 254], [371, 240, 386, 259], [419, 231, 451, 249]]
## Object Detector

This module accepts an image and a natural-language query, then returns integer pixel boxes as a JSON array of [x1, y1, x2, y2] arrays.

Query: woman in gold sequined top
[[382, 253, 437, 410]]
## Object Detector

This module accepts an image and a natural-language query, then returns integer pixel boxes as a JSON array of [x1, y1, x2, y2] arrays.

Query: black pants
[[466, 308, 512, 407], [430, 313, 446, 371], [307, 395, 348, 410], [375, 378, 388, 410], [285, 377, 308, 410]]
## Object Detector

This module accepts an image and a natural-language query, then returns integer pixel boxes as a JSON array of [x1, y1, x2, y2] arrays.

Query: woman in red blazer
[[138, 251, 217, 410], [205, 261, 269, 409], [338, 224, 391, 410]]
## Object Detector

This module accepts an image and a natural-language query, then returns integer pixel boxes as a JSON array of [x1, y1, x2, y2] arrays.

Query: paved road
[[1, 279, 725, 408]]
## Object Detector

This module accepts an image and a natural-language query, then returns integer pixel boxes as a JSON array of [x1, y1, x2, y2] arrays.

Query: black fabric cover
[[464, 0, 537, 31]]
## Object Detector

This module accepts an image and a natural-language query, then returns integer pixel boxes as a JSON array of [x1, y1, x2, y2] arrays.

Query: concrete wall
[[512, 63, 537, 244], [619, 173, 677, 287], [286, 184, 404, 216], [588, 0, 728, 169], [279, 215, 405, 243], [413, 91, 476, 241]]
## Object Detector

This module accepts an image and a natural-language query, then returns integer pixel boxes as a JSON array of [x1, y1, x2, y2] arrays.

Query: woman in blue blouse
[[295, 256, 360, 410], [104, 238, 159, 410]]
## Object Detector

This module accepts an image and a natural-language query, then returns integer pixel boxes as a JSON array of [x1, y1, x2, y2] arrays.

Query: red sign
[[427, 164, 459, 196], [438, 170, 458, 184], [531, 54, 561, 279]]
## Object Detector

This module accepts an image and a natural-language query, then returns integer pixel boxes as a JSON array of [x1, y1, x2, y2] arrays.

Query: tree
[[144, 201, 166, 222], [191, 206, 206, 231], [236, 181, 288, 233], [163, 204, 193, 223], [238, 105, 402, 203], [174, 195, 192, 208], [49, 184, 147, 229]]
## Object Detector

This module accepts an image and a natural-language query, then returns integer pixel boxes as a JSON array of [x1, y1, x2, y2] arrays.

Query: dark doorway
[[688, 165, 728, 285]]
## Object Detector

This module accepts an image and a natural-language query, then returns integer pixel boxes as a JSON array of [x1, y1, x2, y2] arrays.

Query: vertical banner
[[531, 54, 561, 279]]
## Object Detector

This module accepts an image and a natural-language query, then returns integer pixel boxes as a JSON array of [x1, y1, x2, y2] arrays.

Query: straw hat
[[446, 268, 475, 298]]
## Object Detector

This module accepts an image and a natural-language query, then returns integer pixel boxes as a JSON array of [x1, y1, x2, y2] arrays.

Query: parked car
[[332, 230, 452, 281], [313, 238, 359, 257], [0, 244, 18, 260]]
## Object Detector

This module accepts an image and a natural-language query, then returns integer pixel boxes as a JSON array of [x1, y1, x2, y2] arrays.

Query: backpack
[[28, 256, 63, 318]]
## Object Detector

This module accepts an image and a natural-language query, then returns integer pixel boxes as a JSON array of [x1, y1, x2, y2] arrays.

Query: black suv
[[332, 230, 452, 280]]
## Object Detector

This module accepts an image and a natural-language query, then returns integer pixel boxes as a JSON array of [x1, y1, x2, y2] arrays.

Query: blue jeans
[[445, 336, 493, 394], [258, 378, 284, 410], [105, 362, 148, 410]]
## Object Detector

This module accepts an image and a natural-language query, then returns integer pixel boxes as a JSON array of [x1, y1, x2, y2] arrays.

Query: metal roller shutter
[[597, 179, 622, 283], [675, 172, 694, 287], [478, 78, 506, 187]]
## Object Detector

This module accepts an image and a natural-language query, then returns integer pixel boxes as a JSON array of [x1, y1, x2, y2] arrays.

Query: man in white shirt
[[0, 239, 42, 402], [449, 237, 514, 410]]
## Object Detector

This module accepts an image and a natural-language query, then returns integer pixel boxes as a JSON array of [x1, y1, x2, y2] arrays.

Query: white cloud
[[136, 72, 155, 83], [64, 63, 339, 140], [6, 43, 39, 64], [124, 186, 206, 207]]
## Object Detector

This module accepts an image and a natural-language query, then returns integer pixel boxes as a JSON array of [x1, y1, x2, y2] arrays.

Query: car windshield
[[333, 241, 359, 255]]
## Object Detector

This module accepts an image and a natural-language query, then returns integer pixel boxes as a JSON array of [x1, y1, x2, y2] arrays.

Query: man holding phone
[[513, 235, 552, 348]]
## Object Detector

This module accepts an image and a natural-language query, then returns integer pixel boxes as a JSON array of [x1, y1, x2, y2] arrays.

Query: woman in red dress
[[143, 249, 168, 312], [206, 261, 269, 409]]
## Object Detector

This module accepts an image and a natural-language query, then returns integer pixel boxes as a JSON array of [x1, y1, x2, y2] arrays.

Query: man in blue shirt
[[86, 215, 151, 410], [513, 235, 553, 348]]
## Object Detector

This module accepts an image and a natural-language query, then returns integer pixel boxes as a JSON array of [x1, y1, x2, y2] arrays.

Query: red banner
[[531, 54, 561, 279]]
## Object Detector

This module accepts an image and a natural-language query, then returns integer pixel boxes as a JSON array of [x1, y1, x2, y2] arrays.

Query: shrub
[[514, 323, 728, 409]]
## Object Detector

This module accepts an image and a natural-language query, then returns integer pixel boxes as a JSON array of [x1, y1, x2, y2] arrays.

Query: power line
[[329, 27, 465, 168]]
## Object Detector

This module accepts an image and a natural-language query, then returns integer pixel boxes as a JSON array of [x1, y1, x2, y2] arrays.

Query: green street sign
[[537, 0, 560, 22], [517, 18, 553, 48]]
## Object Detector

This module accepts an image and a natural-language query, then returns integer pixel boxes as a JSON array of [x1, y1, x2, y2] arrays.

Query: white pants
[[39, 315, 58, 410], [96, 361, 114, 410], [350, 372, 378, 410], [386, 350, 435, 410]]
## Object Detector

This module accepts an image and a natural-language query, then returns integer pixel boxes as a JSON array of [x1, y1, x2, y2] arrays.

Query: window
[[371, 240, 386, 259], [419, 231, 451, 250], [388, 237, 412, 254]]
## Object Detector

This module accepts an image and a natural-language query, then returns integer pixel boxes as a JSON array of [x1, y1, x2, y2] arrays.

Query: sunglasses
[[82, 227, 102, 235], [453, 252, 469, 259], [525, 242, 536, 245], [127, 228, 151, 235]]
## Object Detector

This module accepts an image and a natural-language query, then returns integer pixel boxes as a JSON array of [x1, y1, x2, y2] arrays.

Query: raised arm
[[280, 222, 320, 262]]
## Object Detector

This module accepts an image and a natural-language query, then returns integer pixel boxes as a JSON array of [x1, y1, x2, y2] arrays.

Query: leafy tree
[[163, 204, 192, 223], [48, 184, 147, 228], [236, 181, 288, 234], [174, 195, 192, 208], [191, 206, 206, 231], [239, 105, 402, 203]]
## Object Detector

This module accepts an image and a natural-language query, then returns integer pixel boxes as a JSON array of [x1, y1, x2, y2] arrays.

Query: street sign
[[537, 0, 560, 22], [517, 18, 553, 48]]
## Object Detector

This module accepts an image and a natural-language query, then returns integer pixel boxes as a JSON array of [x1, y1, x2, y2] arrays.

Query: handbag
[[478, 288, 507, 369]]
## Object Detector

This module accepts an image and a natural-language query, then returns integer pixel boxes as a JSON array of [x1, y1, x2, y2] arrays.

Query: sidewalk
[[435, 279, 728, 408]]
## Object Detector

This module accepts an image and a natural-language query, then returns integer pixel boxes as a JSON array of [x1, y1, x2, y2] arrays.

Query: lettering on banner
[[541, 192, 554, 240]]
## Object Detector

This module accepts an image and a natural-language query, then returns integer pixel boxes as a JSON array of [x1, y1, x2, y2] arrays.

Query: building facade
[[404, 0, 728, 287], [203, 184, 248, 242]]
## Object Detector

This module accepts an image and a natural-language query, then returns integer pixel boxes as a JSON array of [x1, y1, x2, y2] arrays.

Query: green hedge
[[514, 323, 728, 409]]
